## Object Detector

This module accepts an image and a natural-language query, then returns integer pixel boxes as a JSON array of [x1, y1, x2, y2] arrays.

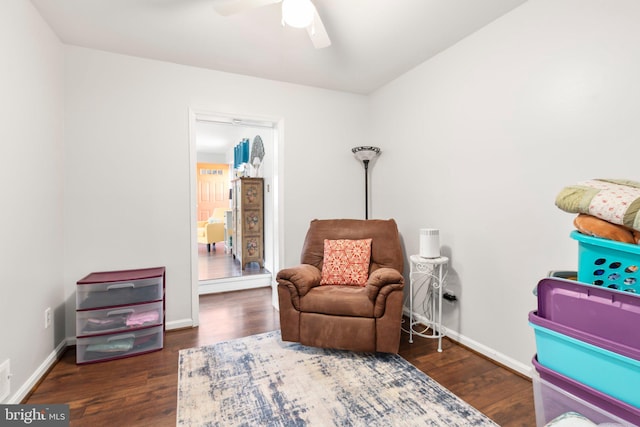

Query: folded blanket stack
[[556, 179, 640, 245]]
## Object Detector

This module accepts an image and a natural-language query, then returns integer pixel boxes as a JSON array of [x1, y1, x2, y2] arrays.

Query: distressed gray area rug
[[177, 330, 498, 426]]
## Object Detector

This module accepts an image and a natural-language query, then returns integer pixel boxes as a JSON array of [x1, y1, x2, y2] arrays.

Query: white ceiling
[[195, 120, 240, 155], [30, 0, 527, 95], [195, 118, 274, 154]]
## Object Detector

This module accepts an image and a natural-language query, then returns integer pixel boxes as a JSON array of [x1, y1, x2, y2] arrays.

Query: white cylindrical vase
[[419, 228, 440, 258]]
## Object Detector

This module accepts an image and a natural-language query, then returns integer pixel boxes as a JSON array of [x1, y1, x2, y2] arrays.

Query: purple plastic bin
[[533, 356, 640, 426], [535, 277, 640, 359]]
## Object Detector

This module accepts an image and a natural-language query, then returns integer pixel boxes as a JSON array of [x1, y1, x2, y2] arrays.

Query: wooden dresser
[[232, 177, 264, 269]]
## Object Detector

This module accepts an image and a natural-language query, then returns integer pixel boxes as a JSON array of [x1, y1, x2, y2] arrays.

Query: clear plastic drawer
[[76, 325, 163, 364], [76, 276, 163, 309], [76, 301, 163, 338]]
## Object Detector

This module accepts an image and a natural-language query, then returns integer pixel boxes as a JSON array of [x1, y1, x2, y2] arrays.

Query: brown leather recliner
[[276, 218, 405, 353]]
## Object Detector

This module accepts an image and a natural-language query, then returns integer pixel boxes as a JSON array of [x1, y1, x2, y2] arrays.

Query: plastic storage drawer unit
[[76, 300, 163, 338], [571, 230, 640, 293], [532, 356, 640, 426], [76, 267, 165, 364], [529, 278, 640, 408]]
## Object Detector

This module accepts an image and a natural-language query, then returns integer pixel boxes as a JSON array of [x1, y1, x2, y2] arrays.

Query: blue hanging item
[[243, 138, 250, 164], [233, 144, 238, 169]]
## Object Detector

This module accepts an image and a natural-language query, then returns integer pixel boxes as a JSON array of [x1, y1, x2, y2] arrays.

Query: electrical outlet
[[45, 307, 52, 328], [443, 291, 457, 302], [0, 359, 10, 402]]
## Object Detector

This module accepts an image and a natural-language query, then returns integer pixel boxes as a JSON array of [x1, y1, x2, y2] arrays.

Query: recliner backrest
[[300, 219, 404, 275]]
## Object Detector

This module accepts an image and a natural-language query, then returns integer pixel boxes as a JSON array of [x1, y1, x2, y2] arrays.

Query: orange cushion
[[320, 239, 372, 286]]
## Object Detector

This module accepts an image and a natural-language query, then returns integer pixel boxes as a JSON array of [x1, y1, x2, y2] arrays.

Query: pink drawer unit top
[[77, 266, 165, 284]]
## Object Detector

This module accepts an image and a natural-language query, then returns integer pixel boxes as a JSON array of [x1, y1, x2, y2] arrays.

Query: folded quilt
[[556, 179, 640, 232], [574, 214, 640, 244]]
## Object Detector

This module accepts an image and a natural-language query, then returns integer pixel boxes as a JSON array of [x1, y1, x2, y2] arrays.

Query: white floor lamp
[[351, 146, 380, 220]]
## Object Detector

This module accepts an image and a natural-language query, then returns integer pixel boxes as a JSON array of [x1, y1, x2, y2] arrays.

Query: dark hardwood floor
[[25, 287, 535, 426]]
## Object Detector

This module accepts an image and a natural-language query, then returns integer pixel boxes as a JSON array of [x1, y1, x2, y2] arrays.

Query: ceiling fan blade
[[306, 5, 331, 49], [213, 0, 281, 16]]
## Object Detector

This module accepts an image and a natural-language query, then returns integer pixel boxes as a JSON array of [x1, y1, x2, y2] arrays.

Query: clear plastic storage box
[[532, 356, 640, 426]]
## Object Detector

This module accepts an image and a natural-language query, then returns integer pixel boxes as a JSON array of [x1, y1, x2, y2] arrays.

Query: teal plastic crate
[[529, 318, 640, 409], [571, 230, 640, 293]]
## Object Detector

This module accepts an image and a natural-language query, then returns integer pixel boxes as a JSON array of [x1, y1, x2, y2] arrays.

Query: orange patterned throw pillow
[[320, 239, 372, 286]]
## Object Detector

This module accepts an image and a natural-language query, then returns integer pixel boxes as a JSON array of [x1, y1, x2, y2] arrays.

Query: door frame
[[188, 108, 285, 326]]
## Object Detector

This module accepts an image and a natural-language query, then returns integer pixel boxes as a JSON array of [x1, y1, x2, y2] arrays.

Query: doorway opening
[[189, 109, 283, 326]]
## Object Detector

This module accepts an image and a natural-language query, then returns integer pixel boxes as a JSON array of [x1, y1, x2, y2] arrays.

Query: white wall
[[0, 1, 64, 402], [63, 47, 369, 336], [370, 0, 640, 374], [196, 152, 227, 164]]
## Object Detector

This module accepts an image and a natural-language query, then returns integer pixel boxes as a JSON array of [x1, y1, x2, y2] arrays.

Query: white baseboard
[[198, 274, 272, 295], [446, 330, 533, 378], [403, 307, 533, 378], [166, 318, 194, 330], [7, 339, 69, 404]]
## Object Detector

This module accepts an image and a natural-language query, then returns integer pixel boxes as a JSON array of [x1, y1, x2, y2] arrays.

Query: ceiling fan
[[213, 0, 331, 49]]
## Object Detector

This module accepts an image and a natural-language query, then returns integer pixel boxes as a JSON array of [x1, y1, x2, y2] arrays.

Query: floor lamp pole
[[363, 159, 370, 220], [351, 146, 380, 221]]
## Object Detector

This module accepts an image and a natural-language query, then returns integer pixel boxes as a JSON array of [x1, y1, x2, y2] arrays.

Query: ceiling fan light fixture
[[282, 0, 314, 29]]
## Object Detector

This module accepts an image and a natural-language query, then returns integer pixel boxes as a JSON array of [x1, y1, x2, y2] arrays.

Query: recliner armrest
[[365, 267, 404, 318], [365, 267, 404, 300], [276, 264, 321, 298]]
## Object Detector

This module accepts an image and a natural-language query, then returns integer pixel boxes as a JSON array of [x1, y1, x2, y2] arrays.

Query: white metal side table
[[406, 254, 449, 352]]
